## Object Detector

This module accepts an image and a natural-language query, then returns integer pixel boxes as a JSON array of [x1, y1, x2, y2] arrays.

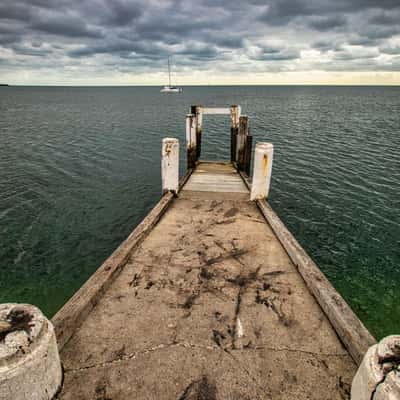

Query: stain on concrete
[[223, 207, 239, 218], [0, 307, 34, 341], [179, 376, 217, 400], [59, 192, 356, 399]]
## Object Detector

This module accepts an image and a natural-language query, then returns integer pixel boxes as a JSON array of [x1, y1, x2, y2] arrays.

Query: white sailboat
[[160, 58, 182, 93]]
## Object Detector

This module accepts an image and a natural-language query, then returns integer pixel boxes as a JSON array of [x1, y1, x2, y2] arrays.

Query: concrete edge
[[235, 168, 376, 365], [52, 169, 193, 350]]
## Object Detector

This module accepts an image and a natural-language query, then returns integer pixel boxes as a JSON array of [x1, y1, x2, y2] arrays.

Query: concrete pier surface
[[56, 162, 361, 400]]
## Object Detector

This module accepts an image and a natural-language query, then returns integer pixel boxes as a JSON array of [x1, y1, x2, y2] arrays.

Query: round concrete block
[[0, 303, 62, 400], [351, 335, 400, 400]]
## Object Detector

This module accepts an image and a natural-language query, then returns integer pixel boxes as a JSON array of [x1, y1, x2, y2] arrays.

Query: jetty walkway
[[51, 106, 375, 399], [56, 160, 361, 399]]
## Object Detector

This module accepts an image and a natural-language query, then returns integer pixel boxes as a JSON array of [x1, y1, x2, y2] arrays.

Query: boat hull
[[160, 86, 182, 93]]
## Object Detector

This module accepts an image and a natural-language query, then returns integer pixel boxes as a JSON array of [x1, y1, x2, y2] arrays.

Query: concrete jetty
[[56, 162, 358, 399], [3, 105, 396, 399]]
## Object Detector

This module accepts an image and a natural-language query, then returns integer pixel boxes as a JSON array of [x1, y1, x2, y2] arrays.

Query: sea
[[0, 85, 399, 339]]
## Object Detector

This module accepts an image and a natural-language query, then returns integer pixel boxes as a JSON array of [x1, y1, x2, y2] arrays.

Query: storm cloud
[[0, 0, 400, 83]]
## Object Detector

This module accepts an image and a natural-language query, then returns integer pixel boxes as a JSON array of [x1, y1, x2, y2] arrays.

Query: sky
[[0, 0, 400, 85]]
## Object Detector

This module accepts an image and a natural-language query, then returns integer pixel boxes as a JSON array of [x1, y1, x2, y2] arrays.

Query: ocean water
[[0, 86, 399, 339]]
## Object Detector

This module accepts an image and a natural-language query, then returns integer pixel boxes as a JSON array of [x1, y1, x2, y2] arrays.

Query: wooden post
[[230, 128, 237, 162], [230, 105, 241, 129], [186, 114, 197, 169], [237, 115, 249, 170], [191, 105, 203, 161], [230, 105, 240, 162], [244, 134, 253, 176], [161, 138, 179, 194], [250, 142, 274, 201]]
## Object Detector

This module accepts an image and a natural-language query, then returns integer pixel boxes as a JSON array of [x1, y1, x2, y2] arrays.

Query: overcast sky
[[1, 0, 400, 85]]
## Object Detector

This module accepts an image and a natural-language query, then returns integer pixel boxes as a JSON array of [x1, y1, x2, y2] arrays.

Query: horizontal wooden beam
[[202, 107, 231, 115]]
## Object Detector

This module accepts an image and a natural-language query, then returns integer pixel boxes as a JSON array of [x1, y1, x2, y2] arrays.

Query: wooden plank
[[184, 180, 246, 187], [195, 163, 237, 174], [189, 175, 244, 182], [192, 170, 241, 176], [194, 169, 237, 175], [183, 184, 248, 193], [183, 162, 249, 193], [186, 174, 244, 181], [183, 184, 247, 193]]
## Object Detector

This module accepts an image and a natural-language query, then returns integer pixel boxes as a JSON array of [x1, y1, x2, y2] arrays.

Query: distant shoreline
[[0, 84, 10, 86]]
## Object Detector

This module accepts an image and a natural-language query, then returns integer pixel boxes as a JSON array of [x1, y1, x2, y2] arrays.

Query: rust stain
[[165, 142, 173, 156], [263, 154, 268, 177]]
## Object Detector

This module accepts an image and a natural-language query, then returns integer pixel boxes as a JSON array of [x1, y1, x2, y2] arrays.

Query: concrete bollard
[[0, 303, 62, 400], [351, 335, 400, 400], [250, 142, 274, 201], [161, 138, 179, 194]]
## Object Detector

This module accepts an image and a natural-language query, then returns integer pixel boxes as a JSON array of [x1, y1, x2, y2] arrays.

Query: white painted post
[[161, 138, 179, 194], [186, 113, 196, 169], [351, 335, 400, 400], [0, 303, 62, 400], [250, 142, 274, 201]]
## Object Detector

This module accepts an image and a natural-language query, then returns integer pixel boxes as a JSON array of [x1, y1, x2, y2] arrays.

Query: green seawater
[[0, 86, 399, 339]]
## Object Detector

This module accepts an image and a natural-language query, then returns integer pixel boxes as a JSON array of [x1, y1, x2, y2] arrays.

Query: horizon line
[[2, 83, 400, 87]]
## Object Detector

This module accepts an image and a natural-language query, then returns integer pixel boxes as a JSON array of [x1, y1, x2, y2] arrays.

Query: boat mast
[[168, 57, 171, 87]]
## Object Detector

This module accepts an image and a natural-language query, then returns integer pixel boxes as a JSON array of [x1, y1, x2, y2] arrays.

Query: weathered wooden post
[[191, 105, 203, 161], [186, 113, 197, 169], [0, 303, 63, 400], [230, 105, 241, 162], [351, 335, 400, 400], [243, 134, 253, 176], [250, 142, 274, 201], [161, 138, 179, 194], [237, 115, 249, 170]]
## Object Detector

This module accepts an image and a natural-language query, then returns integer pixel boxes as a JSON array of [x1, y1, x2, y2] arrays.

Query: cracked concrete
[[58, 164, 356, 399]]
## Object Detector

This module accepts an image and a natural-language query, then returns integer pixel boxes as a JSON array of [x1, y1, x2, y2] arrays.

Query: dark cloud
[[31, 15, 103, 38], [102, 1, 142, 26], [359, 25, 400, 40], [369, 12, 400, 26], [347, 36, 380, 47], [253, 49, 299, 61], [260, 0, 400, 24], [10, 43, 53, 56], [307, 15, 347, 31], [0, 0, 400, 80]]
